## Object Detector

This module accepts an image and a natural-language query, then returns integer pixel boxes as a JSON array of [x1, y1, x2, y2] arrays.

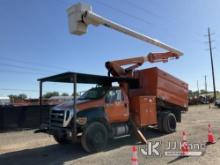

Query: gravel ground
[[0, 105, 220, 165]]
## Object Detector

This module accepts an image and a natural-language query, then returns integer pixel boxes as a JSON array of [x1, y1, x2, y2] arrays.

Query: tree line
[[189, 89, 219, 98], [8, 91, 72, 101]]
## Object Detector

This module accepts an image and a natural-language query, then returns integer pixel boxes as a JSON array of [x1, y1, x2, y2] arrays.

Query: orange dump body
[[129, 67, 188, 127], [130, 67, 188, 108]]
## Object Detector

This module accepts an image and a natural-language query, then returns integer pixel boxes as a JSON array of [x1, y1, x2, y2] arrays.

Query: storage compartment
[[130, 96, 157, 127], [133, 67, 188, 108]]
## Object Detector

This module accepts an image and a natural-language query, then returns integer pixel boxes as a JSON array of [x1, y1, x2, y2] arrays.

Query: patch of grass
[[217, 93, 220, 99]]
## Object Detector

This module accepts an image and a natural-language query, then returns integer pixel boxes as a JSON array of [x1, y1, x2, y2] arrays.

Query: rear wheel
[[157, 112, 166, 132], [81, 122, 108, 153], [163, 112, 177, 133]]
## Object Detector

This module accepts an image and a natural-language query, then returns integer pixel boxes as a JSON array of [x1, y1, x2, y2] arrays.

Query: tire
[[81, 122, 108, 153], [53, 135, 70, 144], [163, 112, 177, 133], [157, 112, 166, 132]]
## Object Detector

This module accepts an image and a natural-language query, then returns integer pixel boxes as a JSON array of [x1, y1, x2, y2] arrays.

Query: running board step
[[113, 134, 131, 139]]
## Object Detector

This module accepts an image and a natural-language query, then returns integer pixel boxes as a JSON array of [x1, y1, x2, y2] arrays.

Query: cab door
[[105, 89, 129, 123]]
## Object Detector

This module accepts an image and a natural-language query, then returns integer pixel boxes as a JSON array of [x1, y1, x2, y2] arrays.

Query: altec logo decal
[[139, 141, 206, 157]]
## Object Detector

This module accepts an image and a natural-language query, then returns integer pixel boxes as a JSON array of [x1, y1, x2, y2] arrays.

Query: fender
[[77, 107, 109, 126]]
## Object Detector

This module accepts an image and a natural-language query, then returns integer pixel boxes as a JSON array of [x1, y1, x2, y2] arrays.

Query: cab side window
[[115, 89, 123, 101], [105, 89, 123, 103]]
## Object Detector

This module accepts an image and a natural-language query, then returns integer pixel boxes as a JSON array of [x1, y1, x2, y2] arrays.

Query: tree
[[188, 90, 199, 98], [43, 91, 59, 98], [8, 93, 27, 102], [8, 95, 18, 102], [18, 94, 27, 100], [72, 92, 79, 97], [200, 89, 206, 94], [61, 93, 69, 96]]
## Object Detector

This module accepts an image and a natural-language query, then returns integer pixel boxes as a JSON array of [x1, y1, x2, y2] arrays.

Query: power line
[[90, 0, 153, 25], [0, 56, 74, 76], [0, 56, 71, 71], [89, 0, 203, 42], [0, 69, 43, 76], [0, 88, 73, 95], [0, 57, 75, 81], [0, 88, 38, 92], [123, 0, 165, 20], [0, 62, 52, 74], [123, 0, 205, 42], [63, 0, 201, 42]]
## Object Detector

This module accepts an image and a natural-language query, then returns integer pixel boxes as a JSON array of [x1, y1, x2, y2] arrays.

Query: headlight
[[76, 117, 87, 125]]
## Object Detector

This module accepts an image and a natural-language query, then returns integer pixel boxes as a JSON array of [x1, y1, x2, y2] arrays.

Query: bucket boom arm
[[66, 3, 183, 56], [67, 3, 183, 77]]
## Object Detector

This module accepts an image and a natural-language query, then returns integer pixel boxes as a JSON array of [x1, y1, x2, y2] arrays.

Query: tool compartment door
[[131, 96, 157, 127]]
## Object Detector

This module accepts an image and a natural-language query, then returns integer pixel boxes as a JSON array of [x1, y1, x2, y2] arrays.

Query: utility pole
[[197, 80, 200, 96], [204, 75, 208, 103], [206, 27, 217, 102], [204, 75, 207, 94]]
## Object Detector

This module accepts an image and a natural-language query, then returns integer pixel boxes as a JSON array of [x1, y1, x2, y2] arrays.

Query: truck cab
[[38, 72, 137, 152], [50, 86, 129, 132]]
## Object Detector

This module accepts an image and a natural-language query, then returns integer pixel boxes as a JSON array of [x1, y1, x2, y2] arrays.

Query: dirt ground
[[1, 105, 220, 165]]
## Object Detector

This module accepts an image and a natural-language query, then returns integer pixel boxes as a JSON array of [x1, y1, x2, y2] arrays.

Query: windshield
[[79, 87, 107, 100]]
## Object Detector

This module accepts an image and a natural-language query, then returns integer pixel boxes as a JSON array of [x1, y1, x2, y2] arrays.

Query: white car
[[0, 96, 10, 106]]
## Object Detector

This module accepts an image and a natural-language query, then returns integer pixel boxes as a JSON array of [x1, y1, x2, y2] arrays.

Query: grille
[[50, 110, 64, 127]]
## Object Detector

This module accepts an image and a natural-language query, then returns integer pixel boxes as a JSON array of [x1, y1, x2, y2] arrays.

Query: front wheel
[[53, 135, 70, 144], [81, 122, 108, 153]]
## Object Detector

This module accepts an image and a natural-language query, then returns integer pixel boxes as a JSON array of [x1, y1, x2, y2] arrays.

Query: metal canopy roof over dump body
[[38, 72, 138, 85]]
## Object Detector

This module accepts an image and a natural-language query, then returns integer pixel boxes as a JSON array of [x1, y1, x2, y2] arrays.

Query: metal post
[[72, 74, 77, 141], [39, 81, 43, 125]]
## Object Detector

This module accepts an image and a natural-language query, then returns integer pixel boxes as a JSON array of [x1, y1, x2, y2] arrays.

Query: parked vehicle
[[0, 96, 10, 106], [215, 100, 220, 108], [48, 96, 73, 105], [37, 66, 188, 153], [35, 2, 188, 153]]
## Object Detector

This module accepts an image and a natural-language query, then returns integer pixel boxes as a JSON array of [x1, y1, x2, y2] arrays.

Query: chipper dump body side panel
[[134, 67, 188, 109]]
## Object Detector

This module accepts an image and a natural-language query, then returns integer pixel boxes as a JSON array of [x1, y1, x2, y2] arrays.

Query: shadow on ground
[[0, 128, 166, 165]]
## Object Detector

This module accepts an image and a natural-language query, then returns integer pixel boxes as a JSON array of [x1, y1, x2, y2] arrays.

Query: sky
[[0, 0, 220, 98]]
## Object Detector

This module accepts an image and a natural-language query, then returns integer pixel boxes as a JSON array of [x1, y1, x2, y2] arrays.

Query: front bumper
[[34, 122, 81, 142]]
